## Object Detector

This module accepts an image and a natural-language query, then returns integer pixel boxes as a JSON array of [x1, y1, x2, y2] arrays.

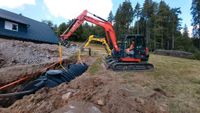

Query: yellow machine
[[83, 35, 112, 56]]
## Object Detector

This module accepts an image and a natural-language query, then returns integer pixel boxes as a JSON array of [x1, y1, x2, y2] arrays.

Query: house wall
[[0, 18, 27, 33], [0, 18, 4, 29]]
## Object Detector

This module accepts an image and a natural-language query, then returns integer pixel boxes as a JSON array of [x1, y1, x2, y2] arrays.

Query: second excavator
[[60, 10, 154, 71], [83, 35, 112, 56]]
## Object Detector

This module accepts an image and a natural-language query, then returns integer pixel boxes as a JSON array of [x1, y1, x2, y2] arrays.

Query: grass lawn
[[147, 54, 200, 113], [79, 42, 200, 112], [88, 53, 200, 113]]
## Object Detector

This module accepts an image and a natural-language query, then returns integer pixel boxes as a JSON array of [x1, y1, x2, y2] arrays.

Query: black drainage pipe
[[1, 63, 88, 98]]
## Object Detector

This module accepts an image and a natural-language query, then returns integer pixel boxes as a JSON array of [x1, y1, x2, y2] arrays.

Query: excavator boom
[[60, 10, 154, 71], [60, 10, 119, 52]]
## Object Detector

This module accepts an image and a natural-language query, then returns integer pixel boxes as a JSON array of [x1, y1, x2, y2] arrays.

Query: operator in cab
[[126, 40, 135, 55]]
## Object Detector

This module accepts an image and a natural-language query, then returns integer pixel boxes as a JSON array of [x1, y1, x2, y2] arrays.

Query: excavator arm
[[60, 10, 154, 71], [83, 35, 112, 56], [60, 10, 120, 52]]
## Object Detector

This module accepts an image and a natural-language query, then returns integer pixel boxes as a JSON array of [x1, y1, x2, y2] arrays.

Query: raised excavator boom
[[60, 10, 119, 52], [60, 10, 154, 71]]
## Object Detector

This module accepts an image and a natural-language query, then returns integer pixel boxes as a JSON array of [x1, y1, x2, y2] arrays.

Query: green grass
[[88, 53, 200, 113], [144, 54, 200, 113], [88, 57, 102, 75], [120, 54, 200, 113]]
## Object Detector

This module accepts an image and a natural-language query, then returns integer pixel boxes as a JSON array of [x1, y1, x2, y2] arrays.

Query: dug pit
[[0, 38, 79, 107], [0, 73, 168, 113]]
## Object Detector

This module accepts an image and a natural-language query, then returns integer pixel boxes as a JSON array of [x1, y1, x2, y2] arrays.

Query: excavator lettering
[[60, 10, 154, 71]]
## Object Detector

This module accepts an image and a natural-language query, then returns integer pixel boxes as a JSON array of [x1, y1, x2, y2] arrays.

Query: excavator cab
[[108, 34, 153, 71], [60, 10, 154, 71], [120, 35, 149, 62]]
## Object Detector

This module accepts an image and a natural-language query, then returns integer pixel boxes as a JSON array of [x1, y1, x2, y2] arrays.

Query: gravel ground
[[0, 38, 77, 68], [0, 38, 78, 86]]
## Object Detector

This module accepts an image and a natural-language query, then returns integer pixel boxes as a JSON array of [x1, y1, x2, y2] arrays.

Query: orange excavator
[[60, 10, 154, 71]]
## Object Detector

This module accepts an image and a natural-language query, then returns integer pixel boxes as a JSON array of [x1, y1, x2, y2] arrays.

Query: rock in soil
[[52, 101, 102, 113], [0, 74, 169, 113], [0, 38, 77, 85], [0, 38, 76, 68]]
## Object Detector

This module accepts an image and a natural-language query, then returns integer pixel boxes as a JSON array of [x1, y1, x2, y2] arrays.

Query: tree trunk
[[146, 20, 150, 47], [199, 38, 200, 49], [172, 33, 174, 49], [137, 17, 139, 34], [199, 23, 200, 38], [161, 33, 164, 49], [172, 23, 175, 49], [153, 33, 156, 51]]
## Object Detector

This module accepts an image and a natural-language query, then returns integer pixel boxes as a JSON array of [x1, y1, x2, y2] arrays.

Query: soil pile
[[0, 74, 168, 113], [0, 38, 77, 85], [0, 38, 77, 68]]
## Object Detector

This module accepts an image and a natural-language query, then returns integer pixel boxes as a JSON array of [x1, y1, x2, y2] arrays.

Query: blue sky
[[0, 0, 192, 34], [114, 0, 192, 24]]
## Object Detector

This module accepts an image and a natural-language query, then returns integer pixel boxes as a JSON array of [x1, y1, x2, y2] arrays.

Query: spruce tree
[[183, 24, 189, 38], [142, 0, 155, 47], [114, 0, 134, 39], [191, 0, 200, 38], [134, 3, 141, 34], [191, 0, 200, 49], [108, 11, 114, 23]]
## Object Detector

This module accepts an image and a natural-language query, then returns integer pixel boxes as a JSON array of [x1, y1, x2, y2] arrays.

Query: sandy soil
[[0, 72, 168, 113], [0, 38, 77, 85], [0, 38, 76, 68], [0, 39, 168, 113]]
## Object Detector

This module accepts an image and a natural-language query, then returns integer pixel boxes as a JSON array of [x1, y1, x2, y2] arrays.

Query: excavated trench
[[0, 57, 88, 107], [0, 38, 86, 107]]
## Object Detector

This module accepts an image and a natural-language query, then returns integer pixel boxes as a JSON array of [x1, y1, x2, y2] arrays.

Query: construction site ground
[[0, 38, 77, 85], [1, 40, 200, 113]]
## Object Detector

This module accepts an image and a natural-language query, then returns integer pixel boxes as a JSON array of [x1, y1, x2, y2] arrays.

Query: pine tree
[[155, 1, 172, 49], [175, 24, 194, 51], [142, 0, 156, 47], [183, 24, 189, 38], [142, 0, 153, 19], [191, 0, 200, 38], [42, 20, 54, 29], [58, 22, 67, 36], [191, 0, 200, 49], [169, 8, 182, 49], [114, 0, 134, 39], [42, 20, 59, 36], [133, 3, 141, 34], [108, 11, 114, 23]]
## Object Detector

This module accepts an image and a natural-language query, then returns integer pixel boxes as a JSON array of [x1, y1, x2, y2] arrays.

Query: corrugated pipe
[[0, 63, 88, 98]]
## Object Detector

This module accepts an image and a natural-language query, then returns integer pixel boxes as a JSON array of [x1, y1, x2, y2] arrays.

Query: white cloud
[[181, 26, 193, 37], [43, 0, 113, 20], [188, 26, 193, 37], [0, 0, 35, 8]]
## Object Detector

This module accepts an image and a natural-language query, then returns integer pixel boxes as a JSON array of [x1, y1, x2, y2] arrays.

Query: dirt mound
[[0, 38, 77, 85], [0, 38, 76, 68], [0, 53, 5, 67], [0, 74, 168, 113]]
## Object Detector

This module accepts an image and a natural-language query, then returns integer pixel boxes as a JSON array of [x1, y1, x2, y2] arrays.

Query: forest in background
[[42, 0, 200, 59]]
